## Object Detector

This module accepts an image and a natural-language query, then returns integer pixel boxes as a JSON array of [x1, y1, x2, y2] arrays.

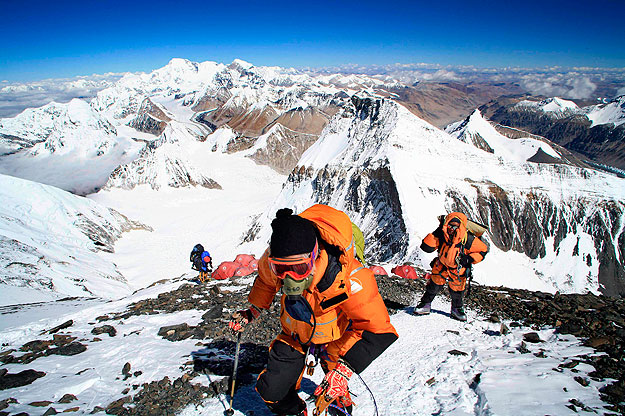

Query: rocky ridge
[[1, 274, 623, 415]]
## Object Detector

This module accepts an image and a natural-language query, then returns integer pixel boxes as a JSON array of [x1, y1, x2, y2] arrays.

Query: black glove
[[459, 254, 473, 268]]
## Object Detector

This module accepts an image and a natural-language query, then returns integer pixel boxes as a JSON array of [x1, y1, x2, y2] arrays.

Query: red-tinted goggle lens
[[270, 261, 313, 279], [269, 241, 318, 280]]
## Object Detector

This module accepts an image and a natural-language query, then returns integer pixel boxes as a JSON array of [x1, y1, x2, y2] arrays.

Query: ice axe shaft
[[225, 332, 242, 416]]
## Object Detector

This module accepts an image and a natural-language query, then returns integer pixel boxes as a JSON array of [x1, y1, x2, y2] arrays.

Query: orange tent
[[391, 264, 419, 280]]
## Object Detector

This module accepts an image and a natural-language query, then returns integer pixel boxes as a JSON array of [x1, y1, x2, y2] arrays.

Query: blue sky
[[1, 0, 624, 81]]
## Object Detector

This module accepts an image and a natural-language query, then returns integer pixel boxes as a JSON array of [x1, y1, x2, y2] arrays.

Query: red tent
[[234, 254, 256, 267], [248, 258, 259, 271], [391, 264, 419, 280], [211, 261, 240, 280], [368, 265, 388, 276], [234, 266, 255, 277]]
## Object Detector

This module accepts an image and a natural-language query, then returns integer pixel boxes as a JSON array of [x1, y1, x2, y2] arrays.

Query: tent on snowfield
[[234, 266, 255, 277], [212, 261, 240, 280], [234, 254, 256, 267], [392, 264, 419, 280], [368, 265, 388, 276]]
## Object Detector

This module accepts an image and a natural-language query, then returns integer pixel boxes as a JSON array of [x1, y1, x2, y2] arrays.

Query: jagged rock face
[[481, 96, 625, 170], [127, 98, 171, 136], [249, 125, 319, 175], [453, 186, 625, 296], [285, 162, 408, 259]]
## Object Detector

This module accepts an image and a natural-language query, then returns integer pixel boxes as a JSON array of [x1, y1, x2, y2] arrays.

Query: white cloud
[[566, 76, 597, 99], [420, 69, 461, 82], [0, 73, 126, 118], [519, 74, 569, 97]]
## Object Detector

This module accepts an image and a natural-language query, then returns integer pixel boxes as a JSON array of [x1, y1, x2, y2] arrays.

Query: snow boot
[[450, 307, 467, 322], [414, 302, 431, 315]]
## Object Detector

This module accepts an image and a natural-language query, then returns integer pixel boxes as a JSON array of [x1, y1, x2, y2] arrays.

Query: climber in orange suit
[[229, 204, 398, 416], [415, 212, 489, 321]]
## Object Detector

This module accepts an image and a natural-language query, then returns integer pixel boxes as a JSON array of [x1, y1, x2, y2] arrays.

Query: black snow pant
[[256, 340, 307, 415], [419, 280, 464, 309]]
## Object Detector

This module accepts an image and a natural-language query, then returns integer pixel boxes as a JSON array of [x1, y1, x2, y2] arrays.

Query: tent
[[391, 264, 419, 280], [211, 261, 240, 280], [368, 265, 388, 276], [212, 254, 259, 280], [234, 254, 256, 267], [234, 266, 255, 277]]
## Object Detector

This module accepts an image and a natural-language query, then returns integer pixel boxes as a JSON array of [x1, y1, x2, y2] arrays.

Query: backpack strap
[[464, 233, 475, 251]]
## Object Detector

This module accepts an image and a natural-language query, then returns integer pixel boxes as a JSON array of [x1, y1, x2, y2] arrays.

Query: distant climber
[[190, 243, 213, 283], [228, 205, 397, 416], [414, 212, 489, 321]]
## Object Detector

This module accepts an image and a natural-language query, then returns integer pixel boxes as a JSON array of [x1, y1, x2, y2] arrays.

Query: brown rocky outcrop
[[127, 98, 171, 136]]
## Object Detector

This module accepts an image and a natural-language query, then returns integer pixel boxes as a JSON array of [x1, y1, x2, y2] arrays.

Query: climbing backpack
[[190, 244, 204, 271]]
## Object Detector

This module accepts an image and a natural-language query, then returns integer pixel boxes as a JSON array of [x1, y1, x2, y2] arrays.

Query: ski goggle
[[447, 223, 460, 231], [268, 241, 318, 281]]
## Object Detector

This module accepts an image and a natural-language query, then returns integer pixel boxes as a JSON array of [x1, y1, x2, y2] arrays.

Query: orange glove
[[228, 306, 261, 333], [314, 359, 353, 401]]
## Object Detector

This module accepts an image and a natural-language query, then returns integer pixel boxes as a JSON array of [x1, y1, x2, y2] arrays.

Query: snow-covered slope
[[244, 97, 625, 296], [0, 99, 142, 195], [0, 174, 149, 306], [446, 109, 563, 162], [585, 95, 625, 127], [515, 97, 581, 118], [105, 120, 218, 191], [514, 95, 625, 128]]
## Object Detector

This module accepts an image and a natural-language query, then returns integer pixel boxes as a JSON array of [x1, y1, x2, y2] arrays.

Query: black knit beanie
[[270, 208, 317, 257]]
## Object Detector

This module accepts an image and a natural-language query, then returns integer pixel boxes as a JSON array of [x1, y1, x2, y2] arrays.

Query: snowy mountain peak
[[0, 98, 117, 154], [165, 57, 197, 69], [446, 108, 563, 163], [585, 94, 625, 127], [515, 97, 581, 117], [230, 59, 254, 70]]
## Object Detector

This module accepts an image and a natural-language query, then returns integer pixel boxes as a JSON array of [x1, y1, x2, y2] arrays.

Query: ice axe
[[224, 331, 242, 416]]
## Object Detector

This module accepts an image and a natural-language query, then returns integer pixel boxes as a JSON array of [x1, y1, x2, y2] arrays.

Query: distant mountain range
[[480, 96, 625, 172], [0, 58, 624, 302]]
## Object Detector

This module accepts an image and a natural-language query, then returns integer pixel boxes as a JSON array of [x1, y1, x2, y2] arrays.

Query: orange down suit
[[421, 212, 489, 291], [248, 205, 398, 374]]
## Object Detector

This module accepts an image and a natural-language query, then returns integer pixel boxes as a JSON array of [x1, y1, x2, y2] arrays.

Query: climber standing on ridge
[[228, 205, 398, 416], [190, 243, 212, 282], [414, 212, 489, 321]]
